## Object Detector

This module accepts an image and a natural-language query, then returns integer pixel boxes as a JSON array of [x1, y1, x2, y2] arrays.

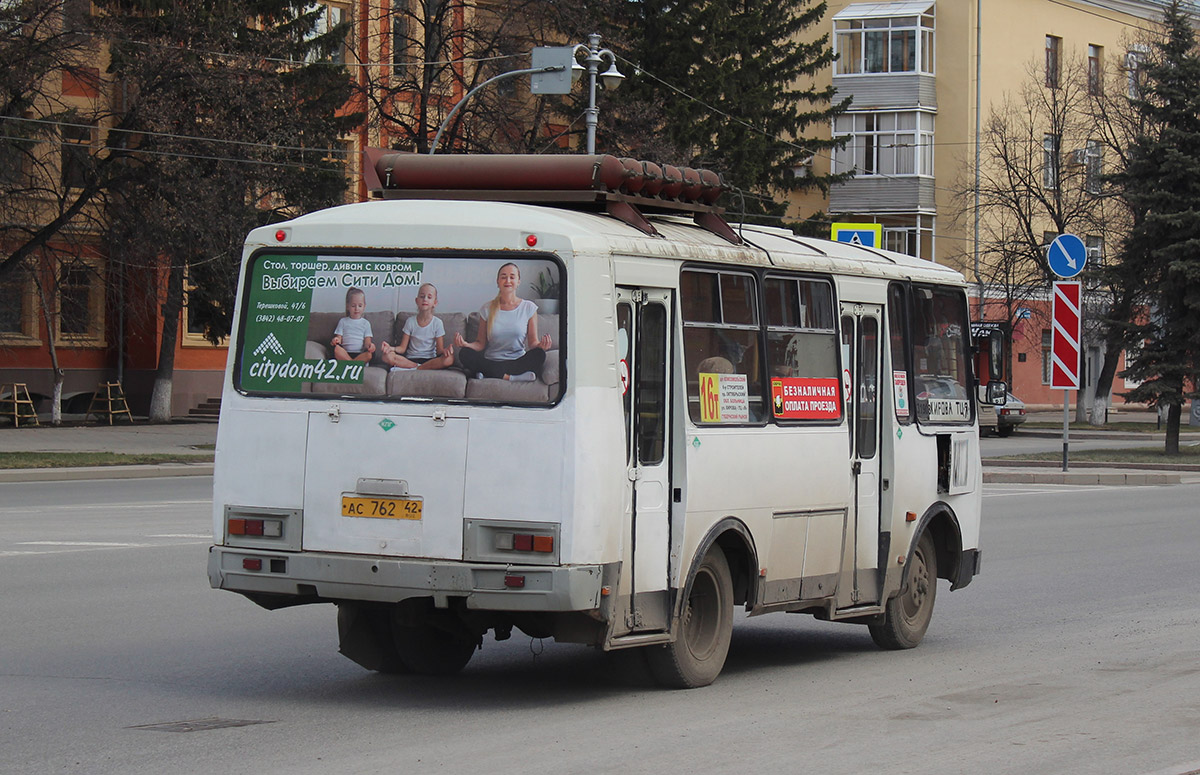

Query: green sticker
[[379, 418, 395, 431], [692, 436, 701, 449], [897, 428, 903, 439], [238, 255, 423, 393]]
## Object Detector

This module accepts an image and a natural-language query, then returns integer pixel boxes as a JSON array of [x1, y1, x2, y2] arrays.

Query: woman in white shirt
[[455, 263, 552, 381]]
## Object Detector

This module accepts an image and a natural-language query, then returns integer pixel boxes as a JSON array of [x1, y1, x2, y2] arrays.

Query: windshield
[[910, 285, 972, 424], [235, 252, 563, 404]]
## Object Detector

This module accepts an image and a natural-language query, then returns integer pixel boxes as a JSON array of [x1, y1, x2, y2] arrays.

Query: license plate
[[341, 495, 423, 520]]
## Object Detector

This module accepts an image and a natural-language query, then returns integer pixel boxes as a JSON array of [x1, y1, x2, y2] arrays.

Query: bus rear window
[[910, 286, 972, 424], [235, 253, 563, 404]]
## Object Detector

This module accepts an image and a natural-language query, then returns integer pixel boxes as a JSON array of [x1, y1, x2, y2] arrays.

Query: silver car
[[996, 392, 1027, 436]]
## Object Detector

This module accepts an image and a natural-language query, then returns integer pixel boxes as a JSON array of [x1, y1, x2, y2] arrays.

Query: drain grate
[[128, 718, 275, 733]]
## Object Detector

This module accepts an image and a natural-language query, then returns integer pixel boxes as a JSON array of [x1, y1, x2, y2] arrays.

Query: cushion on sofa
[[385, 367, 467, 398]]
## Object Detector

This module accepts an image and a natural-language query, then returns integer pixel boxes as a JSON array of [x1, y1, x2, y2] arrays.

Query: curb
[[983, 469, 1181, 485], [0, 463, 214, 483]]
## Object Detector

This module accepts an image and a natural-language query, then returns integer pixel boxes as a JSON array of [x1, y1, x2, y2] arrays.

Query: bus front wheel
[[647, 546, 734, 689], [870, 530, 937, 650]]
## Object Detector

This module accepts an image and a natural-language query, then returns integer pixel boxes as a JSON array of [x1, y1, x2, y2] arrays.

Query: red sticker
[[771, 377, 842, 420]]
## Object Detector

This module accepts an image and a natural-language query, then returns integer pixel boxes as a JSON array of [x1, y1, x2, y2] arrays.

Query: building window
[[1085, 234, 1103, 268], [1126, 47, 1148, 99], [0, 271, 40, 346], [55, 258, 105, 346], [1041, 329, 1052, 384], [60, 122, 95, 190], [307, 2, 350, 64], [1085, 139, 1102, 194], [182, 268, 227, 348], [1043, 133, 1060, 189], [392, 14, 409, 75], [1045, 35, 1061, 88], [832, 110, 934, 177], [834, 6, 934, 76], [881, 214, 935, 260], [1088, 44, 1103, 96]]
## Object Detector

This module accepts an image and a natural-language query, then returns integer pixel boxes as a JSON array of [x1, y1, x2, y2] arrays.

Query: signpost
[[831, 223, 883, 248], [1048, 234, 1088, 471]]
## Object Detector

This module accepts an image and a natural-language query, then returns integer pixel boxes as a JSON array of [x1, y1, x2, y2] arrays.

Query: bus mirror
[[987, 381, 1007, 406]]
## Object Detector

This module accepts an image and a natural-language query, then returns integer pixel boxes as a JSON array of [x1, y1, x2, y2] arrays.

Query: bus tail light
[[496, 532, 554, 553], [228, 518, 283, 538], [463, 519, 560, 565]]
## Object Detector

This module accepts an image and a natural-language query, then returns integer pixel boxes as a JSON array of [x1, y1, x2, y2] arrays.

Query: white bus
[[209, 154, 1001, 688]]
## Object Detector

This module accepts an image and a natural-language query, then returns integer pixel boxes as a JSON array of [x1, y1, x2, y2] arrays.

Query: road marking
[[148, 533, 210, 539], [0, 500, 210, 515], [19, 541, 152, 547]]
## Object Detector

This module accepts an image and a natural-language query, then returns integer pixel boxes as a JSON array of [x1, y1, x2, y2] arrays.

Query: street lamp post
[[573, 34, 624, 155]]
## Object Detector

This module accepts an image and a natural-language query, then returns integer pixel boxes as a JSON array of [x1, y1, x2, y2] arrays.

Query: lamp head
[[599, 61, 625, 90]]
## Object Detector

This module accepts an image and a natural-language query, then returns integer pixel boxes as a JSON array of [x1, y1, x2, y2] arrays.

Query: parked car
[[995, 392, 1027, 436]]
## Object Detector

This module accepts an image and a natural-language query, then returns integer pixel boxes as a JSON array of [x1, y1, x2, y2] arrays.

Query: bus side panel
[[212, 400, 309, 539], [680, 426, 851, 592], [568, 387, 627, 567]]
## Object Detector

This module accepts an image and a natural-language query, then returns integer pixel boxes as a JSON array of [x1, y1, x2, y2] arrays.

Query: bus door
[[838, 303, 883, 608], [616, 287, 672, 632]]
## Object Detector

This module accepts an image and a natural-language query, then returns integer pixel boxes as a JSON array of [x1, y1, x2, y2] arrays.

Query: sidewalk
[[1, 414, 1198, 485], [0, 419, 216, 483]]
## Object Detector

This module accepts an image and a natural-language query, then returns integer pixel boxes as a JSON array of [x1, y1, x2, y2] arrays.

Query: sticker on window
[[770, 377, 841, 420], [699, 372, 749, 423], [893, 370, 910, 418], [924, 398, 971, 422]]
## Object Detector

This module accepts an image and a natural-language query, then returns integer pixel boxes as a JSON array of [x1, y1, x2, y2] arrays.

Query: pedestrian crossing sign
[[831, 223, 883, 248]]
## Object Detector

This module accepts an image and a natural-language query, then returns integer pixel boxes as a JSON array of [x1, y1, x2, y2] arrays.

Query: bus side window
[[681, 268, 764, 424]]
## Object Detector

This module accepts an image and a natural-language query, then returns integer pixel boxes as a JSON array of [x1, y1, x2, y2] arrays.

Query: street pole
[[583, 33, 603, 155], [429, 65, 563, 155]]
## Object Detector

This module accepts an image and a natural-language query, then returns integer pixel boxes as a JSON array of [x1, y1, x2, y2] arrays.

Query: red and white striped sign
[[1051, 281, 1081, 389]]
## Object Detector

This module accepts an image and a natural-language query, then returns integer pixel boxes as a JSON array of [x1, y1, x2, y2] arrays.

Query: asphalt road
[[3, 476, 1199, 775]]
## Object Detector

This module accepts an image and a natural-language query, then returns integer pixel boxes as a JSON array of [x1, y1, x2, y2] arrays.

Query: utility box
[[530, 47, 575, 95], [1190, 399, 1200, 426]]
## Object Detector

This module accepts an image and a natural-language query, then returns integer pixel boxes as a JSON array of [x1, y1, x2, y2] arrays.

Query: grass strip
[[1022, 421, 1200, 433], [0, 451, 214, 469], [996, 444, 1200, 464]]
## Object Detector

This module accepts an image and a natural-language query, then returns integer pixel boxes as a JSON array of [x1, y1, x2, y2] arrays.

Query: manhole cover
[[128, 718, 274, 733]]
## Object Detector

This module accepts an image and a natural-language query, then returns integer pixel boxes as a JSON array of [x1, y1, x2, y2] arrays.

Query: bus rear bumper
[[208, 545, 611, 612]]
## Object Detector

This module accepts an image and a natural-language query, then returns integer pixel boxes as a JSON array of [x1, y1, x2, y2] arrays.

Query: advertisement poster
[[699, 372, 749, 423], [237, 253, 560, 398], [770, 377, 842, 420], [893, 370, 910, 418]]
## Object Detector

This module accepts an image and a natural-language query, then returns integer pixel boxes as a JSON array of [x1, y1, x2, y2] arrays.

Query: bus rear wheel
[[336, 604, 411, 674], [392, 620, 478, 676], [647, 546, 734, 689], [870, 531, 937, 650]]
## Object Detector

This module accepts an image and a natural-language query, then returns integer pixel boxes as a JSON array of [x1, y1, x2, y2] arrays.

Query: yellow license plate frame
[[341, 495, 423, 520]]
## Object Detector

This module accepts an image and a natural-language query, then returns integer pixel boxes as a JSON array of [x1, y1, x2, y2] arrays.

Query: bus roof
[[255, 199, 966, 288]]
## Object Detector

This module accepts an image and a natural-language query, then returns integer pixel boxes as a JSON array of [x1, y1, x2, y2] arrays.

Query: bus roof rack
[[364, 150, 743, 245]]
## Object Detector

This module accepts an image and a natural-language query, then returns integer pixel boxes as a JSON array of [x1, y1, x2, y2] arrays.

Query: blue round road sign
[[1048, 234, 1088, 278]]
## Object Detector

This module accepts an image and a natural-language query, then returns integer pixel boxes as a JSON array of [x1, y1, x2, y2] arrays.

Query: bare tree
[[957, 54, 1140, 424], [358, 0, 563, 155]]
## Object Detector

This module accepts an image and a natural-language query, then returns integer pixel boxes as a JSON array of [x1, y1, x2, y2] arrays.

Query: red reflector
[[504, 575, 525, 588], [244, 520, 265, 536], [243, 558, 263, 571], [532, 535, 554, 553], [525, 234, 538, 247], [228, 519, 246, 535], [275, 229, 287, 242], [513, 534, 533, 552]]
